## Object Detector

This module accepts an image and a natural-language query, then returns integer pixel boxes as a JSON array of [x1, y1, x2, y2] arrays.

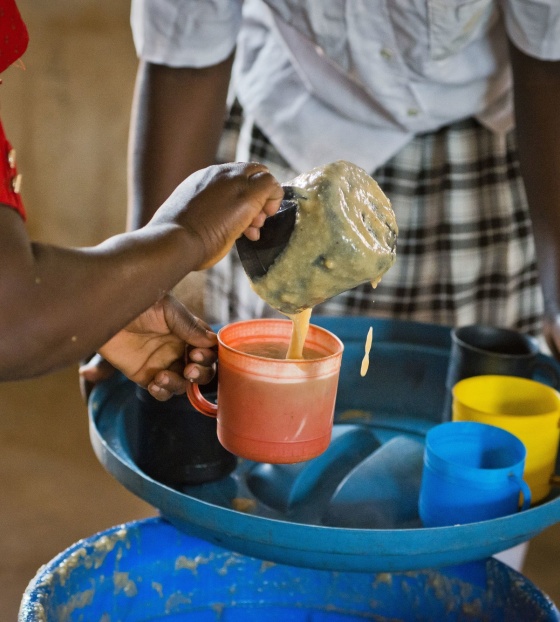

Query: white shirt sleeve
[[501, 0, 560, 60], [130, 0, 243, 67]]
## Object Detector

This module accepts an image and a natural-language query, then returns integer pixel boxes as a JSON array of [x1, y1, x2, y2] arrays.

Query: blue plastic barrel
[[19, 517, 559, 622]]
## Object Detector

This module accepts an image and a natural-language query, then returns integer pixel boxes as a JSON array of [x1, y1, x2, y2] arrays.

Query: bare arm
[[509, 42, 560, 356], [128, 54, 234, 229], [0, 209, 193, 379], [0, 163, 282, 381]]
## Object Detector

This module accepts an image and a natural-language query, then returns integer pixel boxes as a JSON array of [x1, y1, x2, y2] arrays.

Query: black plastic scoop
[[236, 185, 305, 279]]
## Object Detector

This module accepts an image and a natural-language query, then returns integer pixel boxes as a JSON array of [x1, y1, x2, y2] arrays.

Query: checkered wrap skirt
[[207, 106, 543, 337]]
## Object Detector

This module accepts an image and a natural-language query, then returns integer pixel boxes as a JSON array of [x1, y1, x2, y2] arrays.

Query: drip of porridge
[[361, 326, 373, 376]]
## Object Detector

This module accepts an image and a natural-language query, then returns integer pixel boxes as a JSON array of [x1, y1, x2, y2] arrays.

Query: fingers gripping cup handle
[[512, 475, 532, 511], [186, 383, 218, 418]]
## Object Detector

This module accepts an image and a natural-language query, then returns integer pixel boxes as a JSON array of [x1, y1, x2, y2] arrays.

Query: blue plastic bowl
[[19, 517, 559, 622]]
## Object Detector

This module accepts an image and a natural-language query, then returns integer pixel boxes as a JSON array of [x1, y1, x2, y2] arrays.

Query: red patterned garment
[[0, 0, 28, 219]]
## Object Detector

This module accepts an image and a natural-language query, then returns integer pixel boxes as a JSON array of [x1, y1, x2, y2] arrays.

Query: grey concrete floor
[[0, 365, 558, 620]]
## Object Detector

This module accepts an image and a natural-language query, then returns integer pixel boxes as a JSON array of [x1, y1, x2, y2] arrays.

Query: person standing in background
[[127, 0, 560, 362]]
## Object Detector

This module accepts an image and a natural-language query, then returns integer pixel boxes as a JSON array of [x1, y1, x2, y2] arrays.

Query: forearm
[[127, 54, 234, 229], [0, 212, 195, 380], [509, 42, 560, 316]]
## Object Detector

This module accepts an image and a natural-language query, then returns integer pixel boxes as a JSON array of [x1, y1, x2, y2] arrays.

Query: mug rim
[[425, 421, 526, 483], [452, 374, 560, 417], [452, 324, 539, 359], [217, 318, 344, 363]]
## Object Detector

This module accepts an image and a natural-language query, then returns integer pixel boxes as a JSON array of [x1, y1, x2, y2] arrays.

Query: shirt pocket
[[265, 0, 350, 70], [427, 0, 497, 61]]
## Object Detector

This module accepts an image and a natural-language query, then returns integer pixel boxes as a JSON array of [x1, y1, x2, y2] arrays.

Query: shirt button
[[315, 45, 324, 56], [407, 108, 420, 117], [380, 48, 393, 60]]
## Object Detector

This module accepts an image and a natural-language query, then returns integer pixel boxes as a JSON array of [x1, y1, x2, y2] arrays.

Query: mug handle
[[186, 383, 218, 418], [534, 359, 560, 389], [510, 475, 532, 511]]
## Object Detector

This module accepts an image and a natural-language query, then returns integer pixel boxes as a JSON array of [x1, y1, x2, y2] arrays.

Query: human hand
[[149, 162, 283, 270], [78, 354, 116, 402], [94, 294, 217, 401], [543, 312, 560, 360]]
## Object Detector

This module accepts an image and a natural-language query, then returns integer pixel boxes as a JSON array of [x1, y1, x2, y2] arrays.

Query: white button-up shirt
[[131, 0, 560, 172]]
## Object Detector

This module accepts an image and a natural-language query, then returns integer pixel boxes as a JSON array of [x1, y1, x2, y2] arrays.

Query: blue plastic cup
[[419, 421, 531, 527]]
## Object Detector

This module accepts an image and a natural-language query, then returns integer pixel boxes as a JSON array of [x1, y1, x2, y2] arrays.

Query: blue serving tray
[[89, 316, 560, 572]]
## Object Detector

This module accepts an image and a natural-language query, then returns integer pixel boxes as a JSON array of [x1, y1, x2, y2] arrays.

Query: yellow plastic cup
[[452, 375, 560, 504]]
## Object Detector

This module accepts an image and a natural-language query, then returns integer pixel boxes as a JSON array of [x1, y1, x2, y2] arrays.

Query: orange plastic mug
[[187, 319, 344, 464]]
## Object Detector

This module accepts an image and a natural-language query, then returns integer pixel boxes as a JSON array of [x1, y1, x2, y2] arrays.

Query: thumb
[[78, 353, 116, 382], [161, 294, 218, 348]]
